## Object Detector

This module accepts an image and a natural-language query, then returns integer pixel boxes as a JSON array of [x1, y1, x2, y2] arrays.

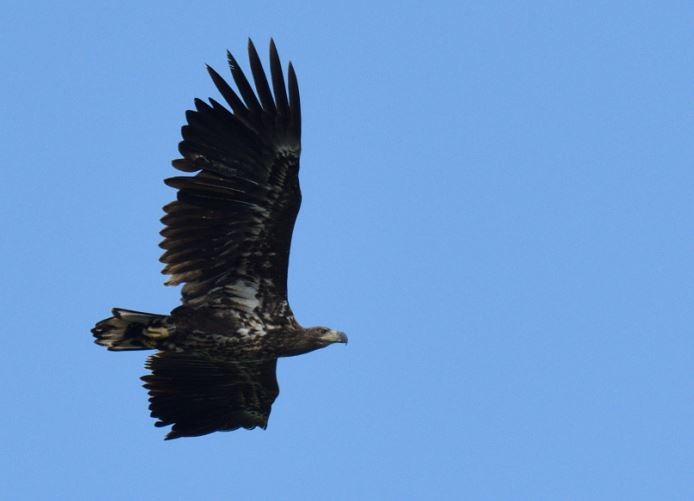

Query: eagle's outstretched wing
[[142, 352, 279, 439], [160, 39, 301, 309]]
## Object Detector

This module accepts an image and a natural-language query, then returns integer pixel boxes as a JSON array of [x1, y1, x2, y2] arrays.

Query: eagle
[[92, 39, 347, 440]]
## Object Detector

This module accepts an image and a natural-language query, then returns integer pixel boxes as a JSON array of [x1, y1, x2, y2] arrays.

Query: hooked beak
[[321, 330, 348, 345]]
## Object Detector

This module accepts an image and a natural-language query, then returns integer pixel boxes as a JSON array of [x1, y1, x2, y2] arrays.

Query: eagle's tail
[[92, 308, 170, 351]]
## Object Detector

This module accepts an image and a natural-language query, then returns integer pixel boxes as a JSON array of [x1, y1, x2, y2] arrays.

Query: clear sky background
[[1, 1, 691, 499]]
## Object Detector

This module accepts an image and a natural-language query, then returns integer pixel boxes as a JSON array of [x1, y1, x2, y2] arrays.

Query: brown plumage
[[91, 39, 346, 440]]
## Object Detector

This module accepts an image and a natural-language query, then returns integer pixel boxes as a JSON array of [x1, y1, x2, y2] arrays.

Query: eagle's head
[[276, 326, 347, 357], [310, 327, 348, 347]]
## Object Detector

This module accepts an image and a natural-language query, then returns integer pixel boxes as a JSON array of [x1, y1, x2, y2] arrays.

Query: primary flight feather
[[92, 39, 347, 440]]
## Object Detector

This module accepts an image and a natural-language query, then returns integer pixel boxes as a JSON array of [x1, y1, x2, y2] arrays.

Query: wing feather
[[142, 352, 279, 439], [163, 40, 302, 307], [269, 39, 290, 118], [287, 62, 301, 139], [206, 66, 248, 120], [227, 50, 262, 115], [247, 39, 276, 113]]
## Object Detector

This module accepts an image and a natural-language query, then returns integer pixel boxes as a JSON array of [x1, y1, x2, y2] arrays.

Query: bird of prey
[[92, 39, 347, 440]]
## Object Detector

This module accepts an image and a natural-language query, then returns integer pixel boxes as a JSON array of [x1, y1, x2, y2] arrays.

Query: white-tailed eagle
[[92, 39, 347, 440]]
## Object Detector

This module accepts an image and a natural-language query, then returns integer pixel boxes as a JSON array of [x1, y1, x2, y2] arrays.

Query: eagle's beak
[[322, 330, 348, 344]]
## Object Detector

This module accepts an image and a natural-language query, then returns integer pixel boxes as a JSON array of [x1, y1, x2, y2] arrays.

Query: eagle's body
[[92, 40, 346, 440]]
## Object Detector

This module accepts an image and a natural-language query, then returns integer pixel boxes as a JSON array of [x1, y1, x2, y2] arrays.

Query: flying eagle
[[92, 39, 347, 440]]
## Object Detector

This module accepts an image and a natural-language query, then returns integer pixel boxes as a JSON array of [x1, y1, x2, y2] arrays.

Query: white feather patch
[[223, 279, 261, 311]]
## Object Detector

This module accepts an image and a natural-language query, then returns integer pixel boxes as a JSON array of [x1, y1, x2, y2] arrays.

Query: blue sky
[[2, 1, 691, 499]]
